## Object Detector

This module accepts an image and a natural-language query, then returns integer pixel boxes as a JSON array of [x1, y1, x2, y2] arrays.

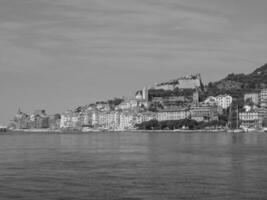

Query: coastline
[[5, 128, 266, 134]]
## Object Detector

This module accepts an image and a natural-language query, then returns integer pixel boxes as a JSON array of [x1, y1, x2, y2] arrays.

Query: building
[[96, 102, 110, 111], [157, 109, 190, 121], [116, 98, 148, 110], [239, 111, 260, 128], [215, 95, 232, 109], [244, 93, 259, 106], [31, 110, 49, 129], [138, 112, 156, 123], [119, 112, 135, 130], [48, 114, 61, 129], [260, 89, 267, 108], [153, 74, 202, 90], [97, 111, 120, 129], [193, 90, 199, 104], [190, 105, 219, 122], [13, 109, 30, 129], [204, 96, 217, 106], [60, 111, 80, 129]]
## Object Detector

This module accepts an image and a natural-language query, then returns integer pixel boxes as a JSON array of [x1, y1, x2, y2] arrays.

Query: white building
[[215, 95, 232, 109], [157, 109, 190, 121], [119, 112, 135, 130], [60, 111, 80, 129]]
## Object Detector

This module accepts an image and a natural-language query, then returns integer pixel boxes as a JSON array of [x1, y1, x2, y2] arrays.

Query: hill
[[201, 63, 267, 106]]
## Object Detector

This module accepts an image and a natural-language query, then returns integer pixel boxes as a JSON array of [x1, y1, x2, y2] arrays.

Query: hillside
[[201, 63, 267, 105], [214, 63, 267, 89]]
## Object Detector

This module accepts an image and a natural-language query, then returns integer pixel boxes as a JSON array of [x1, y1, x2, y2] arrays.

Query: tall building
[[193, 89, 199, 105], [260, 89, 267, 108], [142, 87, 149, 101]]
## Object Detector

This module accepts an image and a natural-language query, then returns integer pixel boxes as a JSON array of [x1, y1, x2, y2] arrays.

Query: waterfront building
[[48, 114, 61, 129], [239, 111, 260, 128], [97, 111, 120, 129], [119, 112, 135, 130], [137, 112, 157, 124], [60, 111, 80, 129], [156, 109, 190, 121], [215, 94, 232, 109], [244, 93, 259, 106], [91, 111, 99, 126], [0, 125, 7, 132], [13, 109, 30, 129], [190, 105, 218, 122], [32, 110, 49, 129]]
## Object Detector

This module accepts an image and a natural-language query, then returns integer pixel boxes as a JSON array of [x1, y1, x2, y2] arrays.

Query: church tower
[[193, 89, 199, 105], [142, 87, 149, 101]]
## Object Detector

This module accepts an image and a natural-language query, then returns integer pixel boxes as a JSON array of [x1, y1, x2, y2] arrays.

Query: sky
[[0, 0, 267, 124]]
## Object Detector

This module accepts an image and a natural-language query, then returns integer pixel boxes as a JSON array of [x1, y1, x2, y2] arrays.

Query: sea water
[[0, 132, 267, 200]]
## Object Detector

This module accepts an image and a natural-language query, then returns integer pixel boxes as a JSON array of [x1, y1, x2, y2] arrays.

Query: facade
[[215, 95, 232, 109], [157, 109, 190, 121], [60, 111, 80, 129], [260, 89, 267, 108], [190, 105, 218, 122], [154, 74, 202, 90], [13, 109, 30, 129], [119, 112, 135, 130], [97, 111, 120, 129], [244, 93, 259, 106], [48, 114, 61, 129], [152, 96, 186, 104], [239, 111, 260, 128], [116, 98, 148, 110]]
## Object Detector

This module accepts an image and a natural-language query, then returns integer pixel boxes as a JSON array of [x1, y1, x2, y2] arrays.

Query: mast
[[236, 105, 239, 129], [228, 104, 232, 129]]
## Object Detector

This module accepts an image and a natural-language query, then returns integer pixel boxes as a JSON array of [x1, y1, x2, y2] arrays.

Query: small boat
[[0, 126, 7, 132], [227, 129, 243, 133]]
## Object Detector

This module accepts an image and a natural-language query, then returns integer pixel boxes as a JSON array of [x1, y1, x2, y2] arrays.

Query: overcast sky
[[0, 0, 267, 123]]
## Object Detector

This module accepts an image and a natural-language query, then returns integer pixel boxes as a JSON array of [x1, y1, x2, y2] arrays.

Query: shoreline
[[6, 128, 266, 134]]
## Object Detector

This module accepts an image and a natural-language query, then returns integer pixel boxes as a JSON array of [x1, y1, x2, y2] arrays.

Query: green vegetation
[[135, 119, 227, 130], [148, 88, 195, 100]]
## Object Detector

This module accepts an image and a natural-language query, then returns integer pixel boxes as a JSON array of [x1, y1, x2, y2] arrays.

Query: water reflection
[[0, 132, 267, 199]]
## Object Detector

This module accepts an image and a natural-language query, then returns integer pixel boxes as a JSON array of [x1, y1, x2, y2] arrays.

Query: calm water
[[0, 132, 267, 200]]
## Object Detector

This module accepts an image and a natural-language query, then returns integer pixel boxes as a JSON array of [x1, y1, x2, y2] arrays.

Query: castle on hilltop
[[152, 73, 203, 90]]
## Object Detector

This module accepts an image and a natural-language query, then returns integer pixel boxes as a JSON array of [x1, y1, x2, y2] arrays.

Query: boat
[[0, 126, 7, 132]]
